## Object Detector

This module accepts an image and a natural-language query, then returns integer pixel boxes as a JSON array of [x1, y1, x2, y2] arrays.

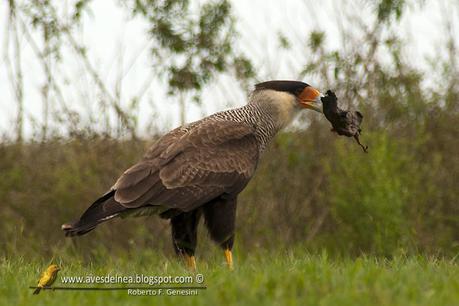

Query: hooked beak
[[299, 86, 323, 113]]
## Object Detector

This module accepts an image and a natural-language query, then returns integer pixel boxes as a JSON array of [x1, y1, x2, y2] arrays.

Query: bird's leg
[[203, 196, 237, 270], [184, 253, 197, 271], [224, 248, 233, 270], [220, 237, 234, 270], [170, 210, 201, 271], [176, 249, 197, 271]]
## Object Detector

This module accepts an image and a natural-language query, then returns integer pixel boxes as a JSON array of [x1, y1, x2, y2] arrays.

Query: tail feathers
[[33, 287, 41, 295], [62, 190, 127, 237]]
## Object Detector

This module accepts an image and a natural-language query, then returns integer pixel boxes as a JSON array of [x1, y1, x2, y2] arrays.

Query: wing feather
[[111, 119, 259, 211]]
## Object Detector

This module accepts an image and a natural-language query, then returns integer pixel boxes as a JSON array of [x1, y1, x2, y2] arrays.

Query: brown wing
[[111, 126, 187, 197], [112, 120, 259, 212]]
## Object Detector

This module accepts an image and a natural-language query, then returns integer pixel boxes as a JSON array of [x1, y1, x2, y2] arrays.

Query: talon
[[224, 249, 233, 270], [184, 254, 196, 271]]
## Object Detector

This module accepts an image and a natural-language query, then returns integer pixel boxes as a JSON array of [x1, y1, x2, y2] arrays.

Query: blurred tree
[[5, 0, 25, 143], [127, 0, 254, 124], [375, 0, 407, 21], [6, 0, 253, 137]]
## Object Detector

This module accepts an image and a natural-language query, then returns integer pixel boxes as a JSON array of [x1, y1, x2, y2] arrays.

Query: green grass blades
[[2, 250, 459, 306]]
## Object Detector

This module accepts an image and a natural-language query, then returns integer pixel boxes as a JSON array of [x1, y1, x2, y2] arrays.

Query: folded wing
[[113, 119, 259, 212]]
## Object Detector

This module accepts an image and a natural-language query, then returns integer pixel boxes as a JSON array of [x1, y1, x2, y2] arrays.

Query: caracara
[[62, 80, 323, 270]]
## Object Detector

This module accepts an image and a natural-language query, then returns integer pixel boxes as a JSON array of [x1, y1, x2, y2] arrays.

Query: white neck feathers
[[248, 89, 300, 128]]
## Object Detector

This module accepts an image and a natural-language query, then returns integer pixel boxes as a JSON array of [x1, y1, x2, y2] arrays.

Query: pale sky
[[0, 0, 458, 138]]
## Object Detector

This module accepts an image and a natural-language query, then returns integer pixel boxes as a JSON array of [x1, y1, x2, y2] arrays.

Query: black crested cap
[[255, 80, 310, 97]]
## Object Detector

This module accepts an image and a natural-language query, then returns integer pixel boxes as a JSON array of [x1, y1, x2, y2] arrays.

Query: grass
[[1, 249, 459, 306]]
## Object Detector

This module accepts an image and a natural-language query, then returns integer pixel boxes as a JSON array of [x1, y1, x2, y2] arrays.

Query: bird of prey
[[62, 80, 323, 270], [33, 264, 60, 294]]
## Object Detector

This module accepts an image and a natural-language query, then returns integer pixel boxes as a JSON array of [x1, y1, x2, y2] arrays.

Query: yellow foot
[[184, 254, 196, 271], [224, 249, 233, 270]]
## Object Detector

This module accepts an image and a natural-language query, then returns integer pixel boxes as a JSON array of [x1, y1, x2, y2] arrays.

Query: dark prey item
[[321, 90, 368, 153]]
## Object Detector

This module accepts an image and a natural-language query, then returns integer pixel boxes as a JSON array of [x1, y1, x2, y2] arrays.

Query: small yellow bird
[[33, 264, 60, 295]]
